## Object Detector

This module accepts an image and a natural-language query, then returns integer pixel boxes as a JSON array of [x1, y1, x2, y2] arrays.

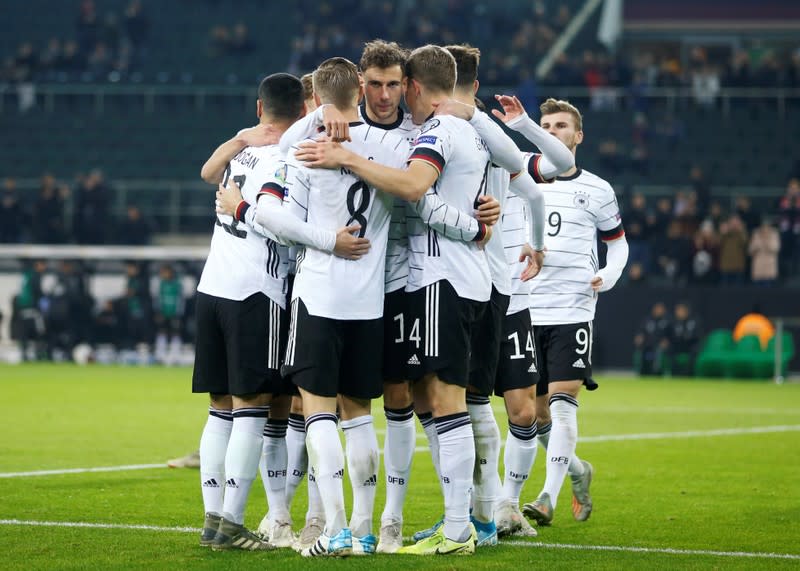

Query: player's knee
[[383, 381, 413, 409], [508, 407, 536, 427]]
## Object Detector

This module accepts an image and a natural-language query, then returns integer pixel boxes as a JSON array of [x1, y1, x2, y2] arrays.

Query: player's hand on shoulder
[[321, 105, 351, 142], [475, 194, 501, 226], [295, 139, 347, 169], [434, 98, 475, 121], [215, 181, 243, 216], [491, 95, 526, 124], [520, 244, 545, 281], [237, 124, 280, 147], [334, 224, 371, 260]]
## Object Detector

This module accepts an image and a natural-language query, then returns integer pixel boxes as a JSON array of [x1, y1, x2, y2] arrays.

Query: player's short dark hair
[[300, 73, 314, 101], [540, 97, 583, 131], [258, 73, 305, 120], [405, 45, 456, 94], [313, 57, 360, 108], [359, 39, 408, 73], [474, 96, 487, 112], [444, 44, 481, 88]]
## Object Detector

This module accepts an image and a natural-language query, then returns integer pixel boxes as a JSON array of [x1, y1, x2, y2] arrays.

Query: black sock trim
[[466, 393, 491, 405], [305, 413, 338, 431], [385, 404, 415, 422], [417, 411, 434, 428], [434, 411, 471, 435], [232, 406, 270, 419], [549, 392, 579, 408], [508, 420, 538, 441], [209, 408, 233, 421]]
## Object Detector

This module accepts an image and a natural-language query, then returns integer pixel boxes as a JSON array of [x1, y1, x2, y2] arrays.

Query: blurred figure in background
[[12, 260, 47, 361], [74, 170, 110, 245], [154, 263, 185, 365], [749, 217, 780, 286], [633, 302, 672, 376], [117, 205, 151, 245], [666, 303, 701, 377], [718, 215, 748, 285]]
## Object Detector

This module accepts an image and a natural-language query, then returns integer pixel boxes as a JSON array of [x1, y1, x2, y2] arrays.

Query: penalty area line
[[1, 519, 797, 561]]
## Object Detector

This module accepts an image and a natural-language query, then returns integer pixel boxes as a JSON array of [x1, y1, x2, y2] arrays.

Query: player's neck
[[451, 89, 474, 106], [258, 117, 292, 144]]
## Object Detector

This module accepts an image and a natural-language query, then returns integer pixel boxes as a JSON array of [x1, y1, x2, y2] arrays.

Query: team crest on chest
[[573, 190, 590, 209], [419, 118, 440, 134]]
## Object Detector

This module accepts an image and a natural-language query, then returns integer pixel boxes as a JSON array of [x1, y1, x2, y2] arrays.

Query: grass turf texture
[[2, 365, 799, 570]]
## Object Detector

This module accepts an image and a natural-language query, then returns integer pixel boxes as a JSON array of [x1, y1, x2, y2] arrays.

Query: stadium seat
[[723, 335, 766, 378]]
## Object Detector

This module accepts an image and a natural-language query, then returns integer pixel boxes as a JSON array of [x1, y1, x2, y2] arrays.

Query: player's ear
[[256, 99, 262, 118], [473, 79, 479, 95], [313, 93, 322, 108], [575, 130, 584, 146], [357, 82, 365, 103]]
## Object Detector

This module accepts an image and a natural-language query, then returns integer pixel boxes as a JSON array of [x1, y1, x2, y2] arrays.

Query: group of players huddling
[[190, 39, 628, 557]]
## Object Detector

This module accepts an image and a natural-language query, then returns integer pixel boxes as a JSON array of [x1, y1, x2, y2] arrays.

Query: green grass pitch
[[2, 365, 799, 570]]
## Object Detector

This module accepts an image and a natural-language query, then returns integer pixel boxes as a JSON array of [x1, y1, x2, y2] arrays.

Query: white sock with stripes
[[260, 418, 290, 522], [436, 413, 475, 543], [342, 415, 379, 538], [418, 412, 443, 487], [381, 405, 415, 525], [284, 413, 307, 510], [467, 397, 501, 524], [199, 408, 232, 516], [541, 394, 579, 509], [501, 421, 538, 505], [223, 407, 269, 524], [305, 414, 347, 536]]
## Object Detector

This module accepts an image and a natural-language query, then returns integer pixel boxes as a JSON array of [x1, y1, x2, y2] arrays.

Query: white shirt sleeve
[[506, 113, 575, 180], [468, 111, 523, 174], [509, 171, 545, 250]]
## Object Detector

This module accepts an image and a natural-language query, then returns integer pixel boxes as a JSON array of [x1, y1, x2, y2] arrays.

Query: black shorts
[[468, 286, 511, 396], [405, 280, 487, 388], [192, 292, 285, 397], [382, 289, 409, 383], [495, 308, 540, 395], [535, 321, 593, 397], [282, 298, 384, 399]]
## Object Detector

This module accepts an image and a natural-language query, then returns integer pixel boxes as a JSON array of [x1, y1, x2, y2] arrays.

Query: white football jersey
[[284, 122, 407, 319], [528, 161, 624, 325], [357, 103, 419, 293], [484, 164, 512, 296], [197, 144, 288, 306], [502, 188, 531, 315], [406, 115, 492, 302]]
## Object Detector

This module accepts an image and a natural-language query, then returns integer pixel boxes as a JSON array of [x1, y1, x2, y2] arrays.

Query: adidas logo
[[527, 362, 538, 373], [363, 474, 377, 487], [572, 358, 586, 369], [333, 469, 344, 480], [407, 354, 421, 365], [225, 478, 238, 488], [202, 478, 220, 488]]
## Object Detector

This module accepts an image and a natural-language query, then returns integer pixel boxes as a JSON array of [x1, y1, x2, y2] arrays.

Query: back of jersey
[[198, 144, 288, 305], [406, 115, 492, 302], [284, 123, 407, 320]]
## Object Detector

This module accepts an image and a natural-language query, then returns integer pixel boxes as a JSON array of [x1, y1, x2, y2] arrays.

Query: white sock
[[285, 413, 308, 510], [541, 394, 579, 509], [199, 408, 232, 516], [305, 413, 346, 536], [306, 469, 325, 523], [342, 415, 379, 537], [569, 452, 586, 477], [537, 421, 551, 450], [381, 405, 415, 525], [501, 420, 538, 505], [418, 412, 442, 488], [467, 398, 501, 524], [436, 413, 474, 543], [222, 407, 269, 524], [260, 418, 290, 522]]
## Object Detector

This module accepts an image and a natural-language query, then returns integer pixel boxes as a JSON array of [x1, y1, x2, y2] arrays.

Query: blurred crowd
[[7, 259, 197, 363], [0, 0, 148, 84], [0, 172, 151, 245], [621, 175, 800, 287], [633, 301, 701, 376]]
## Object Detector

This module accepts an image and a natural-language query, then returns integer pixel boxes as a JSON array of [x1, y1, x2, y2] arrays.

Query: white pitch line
[[1, 519, 797, 561], [4, 425, 799, 478], [0, 464, 164, 479], [502, 539, 800, 561]]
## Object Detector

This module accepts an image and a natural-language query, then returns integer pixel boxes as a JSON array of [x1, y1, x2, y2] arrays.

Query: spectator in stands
[[749, 217, 781, 286], [46, 260, 93, 359], [656, 220, 692, 285], [691, 65, 720, 108], [76, 0, 100, 59], [598, 139, 625, 177], [58, 41, 84, 75], [718, 214, 749, 285], [692, 220, 719, 284], [624, 192, 652, 271], [0, 178, 25, 243], [624, 261, 649, 287], [633, 301, 672, 375], [666, 302, 701, 376], [227, 22, 255, 55], [117, 205, 151, 245], [689, 166, 711, 221], [93, 299, 122, 347], [32, 175, 69, 244], [154, 263, 184, 364], [74, 170, 110, 244], [777, 178, 800, 278], [123, 0, 149, 67], [735, 195, 761, 232]]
